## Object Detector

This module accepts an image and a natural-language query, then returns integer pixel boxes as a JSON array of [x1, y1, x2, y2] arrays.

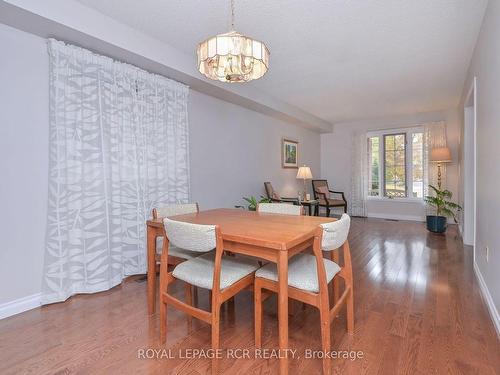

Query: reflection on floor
[[0, 218, 499, 374]]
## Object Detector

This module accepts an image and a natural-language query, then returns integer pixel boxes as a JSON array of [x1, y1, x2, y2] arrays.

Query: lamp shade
[[296, 166, 313, 179], [430, 147, 452, 163]]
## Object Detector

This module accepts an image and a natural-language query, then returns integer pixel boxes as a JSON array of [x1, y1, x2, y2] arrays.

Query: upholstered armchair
[[263, 182, 299, 205], [311, 179, 347, 216]]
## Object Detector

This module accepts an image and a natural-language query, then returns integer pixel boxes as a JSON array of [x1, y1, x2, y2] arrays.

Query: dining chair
[[257, 202, 303, 216], [152, 203, 202, 266], [257, 202, 303, 313], [159, 218, 261, 352], [254, 214, 353, 375]]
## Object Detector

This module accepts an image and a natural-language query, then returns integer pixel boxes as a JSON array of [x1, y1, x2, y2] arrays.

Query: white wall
[[459, 0, 500, 331], [0, 24, 321, 311], [0, 23, 48, 306], [321, 109, 460, 221], [189, 91, 320, 209]]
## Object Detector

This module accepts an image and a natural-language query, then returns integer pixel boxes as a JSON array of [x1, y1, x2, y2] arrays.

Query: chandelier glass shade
[[196, 0, 269, 83], [197, 30, 269, 83]]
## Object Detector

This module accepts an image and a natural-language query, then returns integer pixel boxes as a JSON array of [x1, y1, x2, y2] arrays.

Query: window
[[367, 127, 424, 199], [368, 137, 380, 196], [384, 133, 406, 197]]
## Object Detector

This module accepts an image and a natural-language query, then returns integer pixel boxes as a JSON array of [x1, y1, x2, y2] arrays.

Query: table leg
[[147, 227, 157, 315], [308, 205, 312, 216], [278, 251, 289, 375]]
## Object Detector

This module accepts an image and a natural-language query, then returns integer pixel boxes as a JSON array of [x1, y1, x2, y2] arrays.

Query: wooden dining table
[[146, 208, 334, 375]]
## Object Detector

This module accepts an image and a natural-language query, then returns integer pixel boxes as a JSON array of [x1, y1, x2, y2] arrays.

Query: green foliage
[[424, 185, 462, 222], [371, 156, 379, 190], [285, 145, 297, 163], [235, 196, 272, 211]]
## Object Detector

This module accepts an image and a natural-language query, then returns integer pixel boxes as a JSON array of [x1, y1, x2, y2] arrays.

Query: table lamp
[[296, 165, 313, 200], [430, 147, 451, 189]]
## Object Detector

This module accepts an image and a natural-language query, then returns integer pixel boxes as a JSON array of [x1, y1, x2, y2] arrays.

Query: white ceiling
[[76, 0, 487, 124]]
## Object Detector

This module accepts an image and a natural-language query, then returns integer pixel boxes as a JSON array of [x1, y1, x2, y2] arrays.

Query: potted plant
[[235, 196, 272, 211], [424, 185, 462, 233]]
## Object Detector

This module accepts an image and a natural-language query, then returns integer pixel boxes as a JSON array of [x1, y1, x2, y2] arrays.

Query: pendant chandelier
[[196, 0, 270, 83]]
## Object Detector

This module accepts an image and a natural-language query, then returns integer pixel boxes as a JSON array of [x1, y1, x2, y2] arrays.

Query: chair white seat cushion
[[255, 253, 341, 293], [156, 238, 202, 260], [172, 252, 261, 290]]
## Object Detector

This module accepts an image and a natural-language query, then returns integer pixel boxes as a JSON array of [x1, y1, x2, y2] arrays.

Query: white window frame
[[366, 126, 424, 202]]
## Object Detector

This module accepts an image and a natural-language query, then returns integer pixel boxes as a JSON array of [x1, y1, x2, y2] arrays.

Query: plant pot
[[426, 215, 447, 233]]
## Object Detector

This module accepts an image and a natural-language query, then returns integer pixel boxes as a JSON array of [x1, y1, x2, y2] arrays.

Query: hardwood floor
[[1, 218, 498, 374]]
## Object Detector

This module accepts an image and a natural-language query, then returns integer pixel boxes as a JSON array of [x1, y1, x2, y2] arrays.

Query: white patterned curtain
[[423, 121, 447, 195], [42, 39, 190, 304], [350, 130, 368, 217]]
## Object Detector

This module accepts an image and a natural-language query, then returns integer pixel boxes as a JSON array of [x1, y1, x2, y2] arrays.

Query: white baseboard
[[367, 212, 424, 222], [0, 293, 41, 320], [473, 261, 500, 338]]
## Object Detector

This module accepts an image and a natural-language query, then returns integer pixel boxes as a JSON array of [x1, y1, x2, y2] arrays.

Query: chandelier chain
[[231, 0, 235, 30]]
